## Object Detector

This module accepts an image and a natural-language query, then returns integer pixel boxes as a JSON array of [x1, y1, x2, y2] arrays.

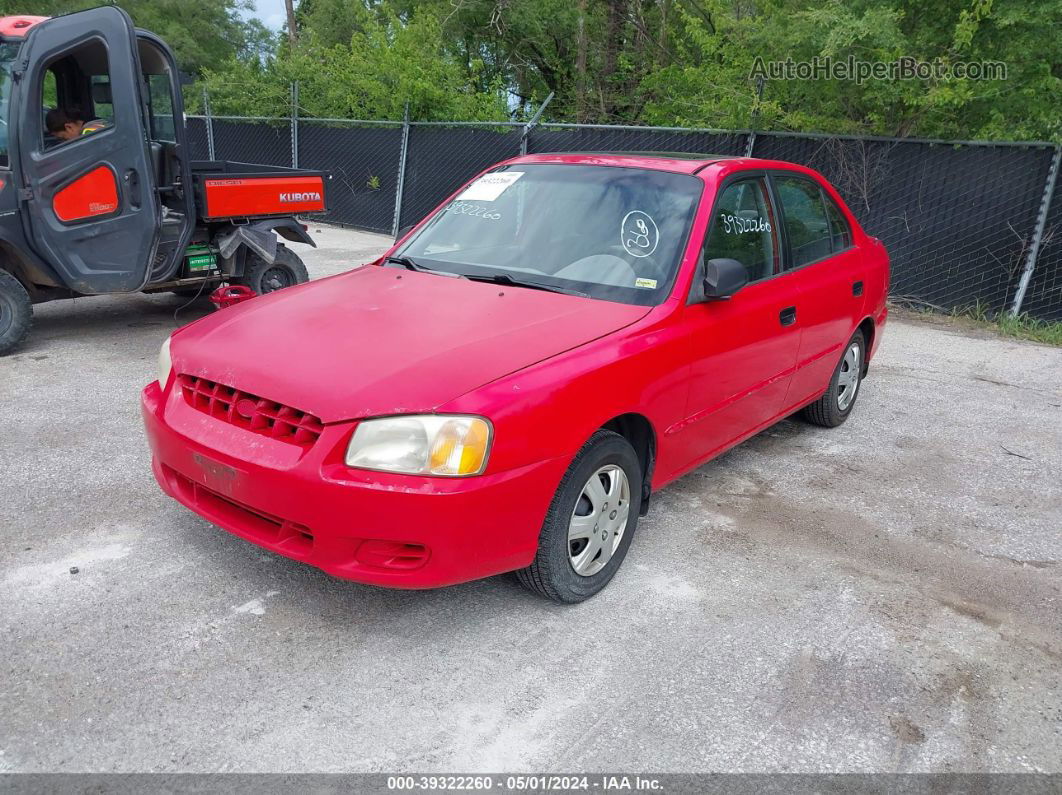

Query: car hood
[[170, 265, 651, 423]]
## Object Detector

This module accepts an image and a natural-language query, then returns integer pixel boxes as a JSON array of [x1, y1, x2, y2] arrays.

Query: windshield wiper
[[385, 255, 464, 278], [465, 272, 588, 297], [386, 255, 429, 271]]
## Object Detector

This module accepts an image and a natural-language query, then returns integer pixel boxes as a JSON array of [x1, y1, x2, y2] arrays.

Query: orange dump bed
[[192, 162, 328, 221]]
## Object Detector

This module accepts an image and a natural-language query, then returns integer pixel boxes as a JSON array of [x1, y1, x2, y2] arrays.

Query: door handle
[[779, 306, 797, 326], [124, 169, 141, 209], [852, 280, 864, 296]]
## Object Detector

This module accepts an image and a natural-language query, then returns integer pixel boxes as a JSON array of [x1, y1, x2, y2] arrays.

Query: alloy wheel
[[837, 342, 861, 411], [568, 465, 631, 577]]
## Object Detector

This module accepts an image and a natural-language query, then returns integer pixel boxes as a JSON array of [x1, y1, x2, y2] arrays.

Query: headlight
[[157, 336, 173, 389], [345, 415, 492, 476]]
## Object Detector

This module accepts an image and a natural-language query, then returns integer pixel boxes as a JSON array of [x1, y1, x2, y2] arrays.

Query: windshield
[[0, 42, 18, 168], [396, 164, 703, 306]]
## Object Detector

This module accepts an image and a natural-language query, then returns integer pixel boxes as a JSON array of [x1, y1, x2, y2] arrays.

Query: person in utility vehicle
[[0, 8, 324, 356], [44, 106, 107, 141], [143, 153, 889, 603]]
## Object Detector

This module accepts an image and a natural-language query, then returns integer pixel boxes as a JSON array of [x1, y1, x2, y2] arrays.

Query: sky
[[250, 0, 287, 31]]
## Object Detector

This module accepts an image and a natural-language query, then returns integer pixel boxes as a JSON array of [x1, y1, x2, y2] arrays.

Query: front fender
[[214, 218, 316, 268], [258, 217, 316, 248], [439, 309, 688, 488]]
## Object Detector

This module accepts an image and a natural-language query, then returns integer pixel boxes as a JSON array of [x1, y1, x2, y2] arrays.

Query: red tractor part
[[209, 285, 257, 310]]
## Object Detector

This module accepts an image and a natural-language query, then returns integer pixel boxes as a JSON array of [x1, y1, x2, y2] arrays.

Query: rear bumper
[[869, 303, 888, 363], [141, 381, 566, 588]]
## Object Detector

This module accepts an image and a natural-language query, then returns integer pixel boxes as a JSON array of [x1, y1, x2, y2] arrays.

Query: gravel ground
[[1, 225, 1060, 773]]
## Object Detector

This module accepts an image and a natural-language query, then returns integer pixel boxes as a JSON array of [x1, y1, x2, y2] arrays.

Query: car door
[[674, 175, 803, 471], [16, 7, 159, 294], [771, 173, 867, 408]]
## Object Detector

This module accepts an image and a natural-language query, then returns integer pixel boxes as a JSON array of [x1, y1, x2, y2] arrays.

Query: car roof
[[512, 152, 738, 174], [506, 152, 834, 190]]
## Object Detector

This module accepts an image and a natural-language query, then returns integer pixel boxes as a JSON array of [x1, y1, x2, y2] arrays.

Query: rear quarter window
[[822, 193, 853, 251]]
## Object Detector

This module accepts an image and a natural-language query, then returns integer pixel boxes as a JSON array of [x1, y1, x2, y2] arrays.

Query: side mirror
[[703, 258, 749, 300]]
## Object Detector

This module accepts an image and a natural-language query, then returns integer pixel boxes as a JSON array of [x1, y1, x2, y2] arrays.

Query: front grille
[[178, 374, 324, 447]]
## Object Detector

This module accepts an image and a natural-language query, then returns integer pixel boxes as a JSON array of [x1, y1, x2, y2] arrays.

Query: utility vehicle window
[[775, 176, 833, 268], [822, 192, 853, 252], [395, 164, 702, 307], [40, 39, 114, 148], [702, 178, 779, 281], [146, 73, 176, 142], [0, 42, 18, 167], [42, 68, 57, 107]]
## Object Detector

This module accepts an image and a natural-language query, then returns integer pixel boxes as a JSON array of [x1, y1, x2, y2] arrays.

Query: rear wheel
[[516, 430, 642, 603], [0, 270, 32, 356], [235, 244, 309, 295], [800, 329, 865, 427]]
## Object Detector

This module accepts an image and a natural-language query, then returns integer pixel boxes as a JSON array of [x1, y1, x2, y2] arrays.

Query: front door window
[[702, 178, 780, 282], [39, 39, 115, 149]]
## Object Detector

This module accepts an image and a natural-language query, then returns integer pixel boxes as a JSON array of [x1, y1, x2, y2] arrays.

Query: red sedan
[[142, 153, 889, 602]]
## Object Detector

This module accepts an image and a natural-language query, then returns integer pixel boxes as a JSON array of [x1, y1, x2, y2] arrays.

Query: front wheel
[[516, 430, 642, 603], [800, 329, 866, 427], [0, 269, 32, 356], [235, 244, 309, 295]]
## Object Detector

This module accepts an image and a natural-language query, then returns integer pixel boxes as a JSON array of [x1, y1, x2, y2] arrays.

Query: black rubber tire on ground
[[516, 430, 643, 603], [800, 329, 866, 428], [0, 269, 32, 356], [234, 244, 309, 295]]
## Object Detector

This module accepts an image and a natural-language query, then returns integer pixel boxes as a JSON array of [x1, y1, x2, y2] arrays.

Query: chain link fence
[[397, 123, 525, 231], [1018, 159, 1062, 322], [298, 120, 404, 234], [529, 124, 749, 158], [185, 105, 1062, 322], [751, 133, 1058, 315]]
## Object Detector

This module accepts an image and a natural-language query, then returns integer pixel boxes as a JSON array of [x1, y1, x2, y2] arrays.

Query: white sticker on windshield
[[621, 210, 659, 258], [634, 277, 658, 289], [457, 171, 525, 201]]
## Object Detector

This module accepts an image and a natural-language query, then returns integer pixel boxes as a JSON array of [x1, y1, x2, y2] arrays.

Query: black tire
[[0, 269, 32, 356], [516, 430, 643, 603], [801, 329, 866, 427], [235, 244, 309, 295]]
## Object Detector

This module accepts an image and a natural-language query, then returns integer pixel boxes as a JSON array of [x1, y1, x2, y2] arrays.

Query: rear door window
[[774, 176, 834, 268]]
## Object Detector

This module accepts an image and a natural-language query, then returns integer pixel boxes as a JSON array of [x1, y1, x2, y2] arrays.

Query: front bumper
[[141, 381, 566, 588]]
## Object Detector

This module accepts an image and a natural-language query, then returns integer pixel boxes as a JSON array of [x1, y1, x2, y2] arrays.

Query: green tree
[[0, 0, 272, 76], [641, 0, 1061, 141], [403, 0, 678, 122], [18, 0, 1048, 139], [201, 4, 507, 120]]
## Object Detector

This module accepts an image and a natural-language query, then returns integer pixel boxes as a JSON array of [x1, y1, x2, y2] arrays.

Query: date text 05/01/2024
[[386, 775, 664, 791]]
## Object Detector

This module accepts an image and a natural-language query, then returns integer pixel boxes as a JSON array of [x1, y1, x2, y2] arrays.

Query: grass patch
[[995, 313, 1062, 345], [893, 298, 1062, 346]]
